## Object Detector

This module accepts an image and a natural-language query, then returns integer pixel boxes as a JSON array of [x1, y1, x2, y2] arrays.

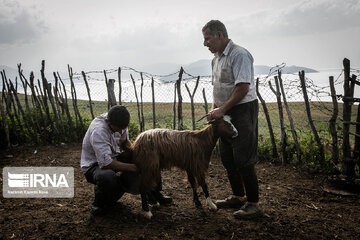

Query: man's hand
[[209, 83, 249, 120], [207, 107, 225, 120]]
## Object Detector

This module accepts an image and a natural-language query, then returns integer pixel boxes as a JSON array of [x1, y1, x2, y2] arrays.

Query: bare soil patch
[[1, 144, 359, 240]]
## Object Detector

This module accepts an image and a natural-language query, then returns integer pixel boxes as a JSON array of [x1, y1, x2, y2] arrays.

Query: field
[[2, 92, 358, 139], [82, 100, 358, 144], [74, 98, 356, 132], [1, 144, 360, 240]]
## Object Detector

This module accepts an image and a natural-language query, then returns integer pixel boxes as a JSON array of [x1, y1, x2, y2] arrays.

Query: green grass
[[2, 92, 359, 174], [2, 93, 357, 138]]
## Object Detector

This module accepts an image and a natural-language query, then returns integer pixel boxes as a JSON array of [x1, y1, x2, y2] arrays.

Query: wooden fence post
[[140, 73, 145, 131], [10, 80, 35, 141], [3, 72, 24, 138], [0, 99, 10, 148], [53, 73, 65, 135], [173, 83, 177, 130], [18, 65, 35, 128], [18, 65, 39, 143], [269, 77, 287, 164], [256, 78, 278, 159], [130, 74, 143, 132], [29, 72, 44, 122], [40, 60, 51, 125], [202, 88, 208, 114], [278, 71, 301, 164], [58, 72, 76, 140], [107, 79, 117, 108], [185, 76, 200, 130], [46, 82, 61, 136], [104, 70, 110, 110], [176, 67, 184, 130], [82, 71, 95, 119], [342, 58, 355, 177], [299, 70, 324, 163], [1, 73, 17, 138], [68, 65, 83, 139], [329, 76, 339, 165], [118, 67, 122, 105], [36, 79, 46, 113], [354, 103, 360, 167], [151, 77, 156, 129], [41, 60, 59, 141]]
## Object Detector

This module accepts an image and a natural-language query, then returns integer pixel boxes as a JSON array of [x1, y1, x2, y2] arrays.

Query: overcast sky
[[1, 0, 359, 73]]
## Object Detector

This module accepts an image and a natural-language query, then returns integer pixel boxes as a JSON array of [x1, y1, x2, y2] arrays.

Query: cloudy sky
[[0, 0, 359, 73]]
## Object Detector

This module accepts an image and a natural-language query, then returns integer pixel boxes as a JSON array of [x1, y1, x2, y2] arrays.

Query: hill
[[156, 60, 318, 82], [1, 61, 318, 85]]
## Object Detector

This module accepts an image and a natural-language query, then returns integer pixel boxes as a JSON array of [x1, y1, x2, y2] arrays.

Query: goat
[[130, 115, 238, 219]]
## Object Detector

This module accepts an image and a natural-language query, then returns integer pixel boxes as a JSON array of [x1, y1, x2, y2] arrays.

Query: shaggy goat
[[131, 115, 238, 219]]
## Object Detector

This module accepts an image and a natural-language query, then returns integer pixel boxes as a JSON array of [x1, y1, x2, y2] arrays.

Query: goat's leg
[[140, 190, 152, 219], [200, 180, 217, 211], [186, 171, 201, 207]]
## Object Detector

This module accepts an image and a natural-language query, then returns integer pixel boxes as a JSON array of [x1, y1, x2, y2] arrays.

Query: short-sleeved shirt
[[80, 113, 129, 173], [212, 40, 257, 107]]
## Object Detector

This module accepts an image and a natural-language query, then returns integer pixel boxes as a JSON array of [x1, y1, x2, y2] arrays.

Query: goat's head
[[116, 148, 133, 163], [208, 115, 238, 139]]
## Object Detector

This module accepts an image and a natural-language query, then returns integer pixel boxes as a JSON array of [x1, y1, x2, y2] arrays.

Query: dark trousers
[[220, 100, 259, 203], [85, 165, 140, 207], [84, 164, 162, 207]]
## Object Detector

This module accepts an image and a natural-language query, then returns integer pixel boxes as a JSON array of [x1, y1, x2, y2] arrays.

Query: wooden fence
[[0, 59, 359, 177]]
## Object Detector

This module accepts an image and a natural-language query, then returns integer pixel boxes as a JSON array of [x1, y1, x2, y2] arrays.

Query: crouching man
[[80, 105, 172, 216]]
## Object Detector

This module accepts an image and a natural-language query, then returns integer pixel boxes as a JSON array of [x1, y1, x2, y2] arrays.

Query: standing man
[[81, 105, 171, 216], [202, 20, 262, 219]]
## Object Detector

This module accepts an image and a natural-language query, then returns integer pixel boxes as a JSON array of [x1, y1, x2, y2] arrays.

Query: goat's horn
[[206, 119, 216, 124], [196, 114, 208, 122]]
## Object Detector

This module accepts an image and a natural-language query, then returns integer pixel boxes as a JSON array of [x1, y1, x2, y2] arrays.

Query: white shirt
[[80, 113, 129, 173], [212, 40, 257, 107]]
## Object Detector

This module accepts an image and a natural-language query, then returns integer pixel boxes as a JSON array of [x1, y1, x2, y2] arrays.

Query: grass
[[1, 92, 359, 174], [1, 93, 358, 143]]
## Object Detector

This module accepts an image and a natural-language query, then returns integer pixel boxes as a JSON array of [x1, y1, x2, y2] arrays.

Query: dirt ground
[[0, 144, 359, 240]]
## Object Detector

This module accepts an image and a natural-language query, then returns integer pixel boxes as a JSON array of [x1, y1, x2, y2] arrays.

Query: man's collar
[[215, 39, 233, 58], [223, 39, 233, 56]]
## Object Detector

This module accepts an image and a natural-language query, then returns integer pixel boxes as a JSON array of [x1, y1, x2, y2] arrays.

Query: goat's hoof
[[142, 211, 153, 220], [150, 202, 160, 209], [208, 204, 218, 211], [206, 198, 218, 211]]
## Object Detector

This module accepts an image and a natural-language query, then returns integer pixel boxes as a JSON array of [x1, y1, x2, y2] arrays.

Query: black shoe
[[91, 205, 107, 216], [157, 195, 173, 205], [147, 192, 160, 206], [152, 191, 173, 205]]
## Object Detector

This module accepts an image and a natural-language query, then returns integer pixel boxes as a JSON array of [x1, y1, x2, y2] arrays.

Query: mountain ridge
[[1, 60, 318, 83]]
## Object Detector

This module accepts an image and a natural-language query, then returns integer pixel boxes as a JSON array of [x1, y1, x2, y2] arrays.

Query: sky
[[1, 0, 359, 73]]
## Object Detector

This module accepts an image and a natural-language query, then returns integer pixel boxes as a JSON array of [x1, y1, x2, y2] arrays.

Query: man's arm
[[209, 83, 249, 119], [90, 130, 138, 172], [103, 160, 137, 172]]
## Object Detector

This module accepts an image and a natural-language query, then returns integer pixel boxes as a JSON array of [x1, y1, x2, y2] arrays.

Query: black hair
[[107, 105, 130, 129], [202, 20, 228, 38]]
